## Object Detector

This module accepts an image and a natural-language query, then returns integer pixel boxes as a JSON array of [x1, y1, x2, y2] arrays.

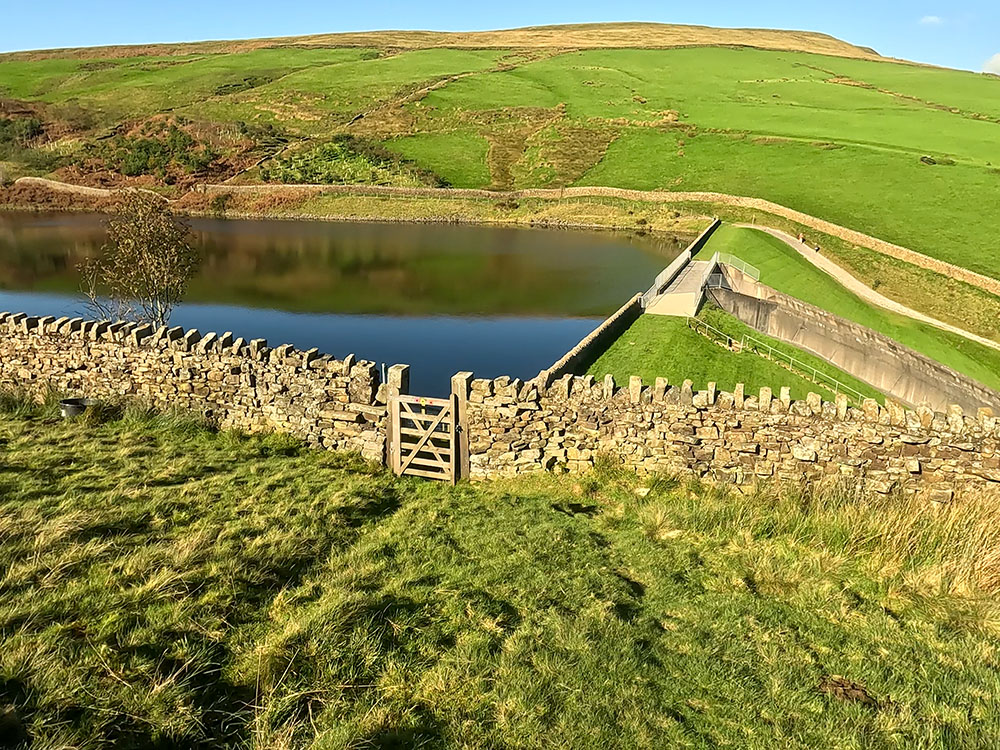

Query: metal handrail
[[689, 316, 740, 349], [706, 273, 728, 289], [687, 317, 869, 406], [641, 250, 692, 308], [716, 253, 761, 281], [695, 252, 722, 291]]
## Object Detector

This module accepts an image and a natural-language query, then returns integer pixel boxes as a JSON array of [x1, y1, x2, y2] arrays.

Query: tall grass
[[650, 475, 1000, 608], [0, 410, 998, 747]]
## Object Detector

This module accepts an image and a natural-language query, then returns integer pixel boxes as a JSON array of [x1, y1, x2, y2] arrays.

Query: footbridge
[[642, 249, 759, 317]]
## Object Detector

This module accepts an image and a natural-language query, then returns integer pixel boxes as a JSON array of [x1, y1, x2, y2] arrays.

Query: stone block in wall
[[652, 378, 668, 403], [790, 401, 811, 417], [603, 374, 615, 400], [680, 380, 694, 406], [759, 388, 772, 412]]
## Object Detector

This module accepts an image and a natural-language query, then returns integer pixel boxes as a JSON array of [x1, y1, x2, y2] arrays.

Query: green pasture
[[425, 48, 1000, 166], [420, 47, 1000, 277], [586, 306, 884, 402], [0, 49, 374, 123], [387, 130, 492, 187], [185, 48, 503, 134]]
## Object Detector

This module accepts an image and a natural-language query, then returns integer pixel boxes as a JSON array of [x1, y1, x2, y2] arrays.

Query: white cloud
[[986, 54, 1000, 74], [920, 15, 943, 25]]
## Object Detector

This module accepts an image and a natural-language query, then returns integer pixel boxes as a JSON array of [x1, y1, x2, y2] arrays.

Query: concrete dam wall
[[707, 270, 1000, 414]]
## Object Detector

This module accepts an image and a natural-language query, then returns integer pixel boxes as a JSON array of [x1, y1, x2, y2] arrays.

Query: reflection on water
[[0, 212, 685, 394]]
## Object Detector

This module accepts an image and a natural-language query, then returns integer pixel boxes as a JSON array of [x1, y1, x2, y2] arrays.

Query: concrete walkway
[[665, 261, 711, 294], [736, 224, 1000, 354], [645, 260, 713, 316]]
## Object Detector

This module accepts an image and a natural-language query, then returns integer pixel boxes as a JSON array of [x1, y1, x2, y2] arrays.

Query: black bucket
[[59, 398, 89, 418]]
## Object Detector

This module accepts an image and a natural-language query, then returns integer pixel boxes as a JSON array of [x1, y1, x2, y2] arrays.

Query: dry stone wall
[[3, 309, 1000, 496], [0, 312, 387, 461], [544, 294, 642, 380], [464, 373, 1000, 499]]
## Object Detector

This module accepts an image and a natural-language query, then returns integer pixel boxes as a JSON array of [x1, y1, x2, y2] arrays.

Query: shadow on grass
[[352, 705, 446, 750], [0, 679, 31, 750], [96, 638, 255, 748], [338, 484, 402, 529], [551, 502, 600, 517]]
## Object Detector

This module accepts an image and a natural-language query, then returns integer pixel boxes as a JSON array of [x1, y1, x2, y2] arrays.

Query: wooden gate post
[[386, 364, 410, 474], [451, 371, 473, 482]]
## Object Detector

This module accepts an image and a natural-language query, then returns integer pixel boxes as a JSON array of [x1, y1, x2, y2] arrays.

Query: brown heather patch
[[513, 123, 619, 188], [50, 165, 162, 189], [174, 188, 311, 216], [605, 110, 685, 130], [751, 135, 797, 146], [481, 108, 564, 190], [0, 23, 887, 62], [0, 181, 117, 212]]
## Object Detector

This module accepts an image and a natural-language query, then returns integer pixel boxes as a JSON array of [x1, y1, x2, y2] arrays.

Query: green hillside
[[2, 29, 999, 279]]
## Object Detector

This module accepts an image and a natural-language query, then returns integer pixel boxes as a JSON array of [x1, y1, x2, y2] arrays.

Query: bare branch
[[78, 191, 199, 327]]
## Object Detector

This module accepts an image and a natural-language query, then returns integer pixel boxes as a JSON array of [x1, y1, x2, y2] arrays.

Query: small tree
[[80, 191, 199, 327]]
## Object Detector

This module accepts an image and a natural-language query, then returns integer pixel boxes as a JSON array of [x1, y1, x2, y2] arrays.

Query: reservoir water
[[0, 212, 684, 394]]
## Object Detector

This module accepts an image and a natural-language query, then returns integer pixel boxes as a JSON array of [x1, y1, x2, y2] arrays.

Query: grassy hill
[[1, 24, 999, 281], [1, 400, 999, 748]]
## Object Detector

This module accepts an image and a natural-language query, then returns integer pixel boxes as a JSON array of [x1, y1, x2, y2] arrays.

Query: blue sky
[[2, 1, 998, 73]]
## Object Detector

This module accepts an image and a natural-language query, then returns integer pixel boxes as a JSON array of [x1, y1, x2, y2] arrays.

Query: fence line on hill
[[687, 316, 868, 406]]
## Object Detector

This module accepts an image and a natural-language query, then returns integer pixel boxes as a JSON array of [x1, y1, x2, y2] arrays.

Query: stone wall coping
[[467, 371, 996, 436], [541, 294, 642, 385], [0, 310, 380, 378]]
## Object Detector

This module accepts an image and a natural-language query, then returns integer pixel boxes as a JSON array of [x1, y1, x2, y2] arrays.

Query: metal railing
[[641, 250, 692, 308], [689, 316, 740, 348], [687, 317, 869, 406], [641, 246, 761, 309], [706, 273, 728, 289], [716, 253, 761, 281], [695, 252, 723, 292]]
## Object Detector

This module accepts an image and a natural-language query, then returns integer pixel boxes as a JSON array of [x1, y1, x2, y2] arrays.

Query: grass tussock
[[0, 408, 998, 748]]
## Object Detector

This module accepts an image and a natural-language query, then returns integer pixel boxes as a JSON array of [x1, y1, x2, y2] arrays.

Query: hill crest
[[3, 22, 884, 62]]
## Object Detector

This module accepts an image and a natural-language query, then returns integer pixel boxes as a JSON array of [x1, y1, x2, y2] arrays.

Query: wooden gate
[[389, 394, 458, 483]]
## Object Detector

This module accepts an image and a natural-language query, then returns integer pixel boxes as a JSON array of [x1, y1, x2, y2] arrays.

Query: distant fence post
[[385, 364, 410, 472], [451, 371, 473, 482]]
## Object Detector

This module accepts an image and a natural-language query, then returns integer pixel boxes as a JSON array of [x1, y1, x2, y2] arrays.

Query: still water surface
[[0, 212, 684, 394]]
